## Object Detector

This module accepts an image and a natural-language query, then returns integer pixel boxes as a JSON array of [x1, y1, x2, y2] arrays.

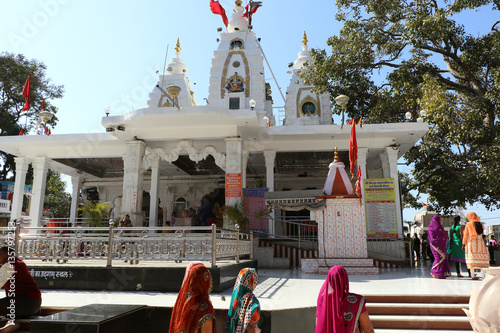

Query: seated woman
[[316, 266, 375, 333], [225, 268, 261, 333], [169, 265, 216, 333]]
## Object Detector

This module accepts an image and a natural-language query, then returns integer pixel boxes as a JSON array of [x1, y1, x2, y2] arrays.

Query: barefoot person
[[0, 246, 42, 333]]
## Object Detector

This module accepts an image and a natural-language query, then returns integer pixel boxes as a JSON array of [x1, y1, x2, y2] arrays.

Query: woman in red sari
[[169, 265, 216, 333], [316, 266, 374, 333]]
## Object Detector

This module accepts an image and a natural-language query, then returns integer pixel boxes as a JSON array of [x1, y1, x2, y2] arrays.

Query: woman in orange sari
[[462, 212, 489, 280], [169, 265, 216, 333]]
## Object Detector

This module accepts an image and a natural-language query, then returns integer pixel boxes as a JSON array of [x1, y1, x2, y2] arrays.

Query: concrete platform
[[28, 260, 486, 332], [25, 259, 257, 293]]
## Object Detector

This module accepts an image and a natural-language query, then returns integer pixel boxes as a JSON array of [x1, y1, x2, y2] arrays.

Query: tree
[[304, 1, 500, 213], [78, 201, 110, 227], [44, 170, 71, 218], [0, 53, 64, 180]]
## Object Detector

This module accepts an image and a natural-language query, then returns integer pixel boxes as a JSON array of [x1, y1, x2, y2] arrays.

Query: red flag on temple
[[358, 116, 363, 128], [46, 206, 49, 213], [18, 129, 23, 136], [243, 1, 261, 25], [210, 0, 228, 27], [41, 99, 45, 110], [349, 119, 358, 179], [22, 73, 31, 111], [354, 165, 362, 202]]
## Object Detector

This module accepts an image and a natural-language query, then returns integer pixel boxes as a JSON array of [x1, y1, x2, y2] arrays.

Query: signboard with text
[[364, 178, 398, 238], [225, 173, 242, 198]]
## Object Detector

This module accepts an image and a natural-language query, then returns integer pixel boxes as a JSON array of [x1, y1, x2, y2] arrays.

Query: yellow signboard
[[364, 178, 398, 238]]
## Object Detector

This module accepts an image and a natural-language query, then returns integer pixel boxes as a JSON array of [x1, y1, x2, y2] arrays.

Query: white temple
[[0, 1, 428, 239]]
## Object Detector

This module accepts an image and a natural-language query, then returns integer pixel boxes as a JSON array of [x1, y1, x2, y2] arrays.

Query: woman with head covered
[[169, 264, 216, 333], [462, 212, 489, 280], [316, 266, 374, 333], [225, 268, 261, 333], [428, 215, 451, 279]]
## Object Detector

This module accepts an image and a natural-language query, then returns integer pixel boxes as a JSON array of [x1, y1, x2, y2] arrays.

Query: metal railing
[[253, 216, 318, 249], [366, 235, 411, 265], [0, 223, 252, 268], [0, 199, 10, 213]]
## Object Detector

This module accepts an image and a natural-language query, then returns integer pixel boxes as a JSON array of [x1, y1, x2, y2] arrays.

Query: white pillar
[[148, 157, 160, 228], [358, 148, 368, 182], [69, 176, 81, 225], [263, 151, 276, 235], [159, 189, 174, 226], [30, 157, 49, 228], [224, 137, 243, 227], [242, 150, 249, 189], [385, 147, 403, 238], [121, 140, 146, 226], [10, 157, 29, 222]]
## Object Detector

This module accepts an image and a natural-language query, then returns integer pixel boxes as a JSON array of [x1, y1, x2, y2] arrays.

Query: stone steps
[[365, 295, 472, 331]]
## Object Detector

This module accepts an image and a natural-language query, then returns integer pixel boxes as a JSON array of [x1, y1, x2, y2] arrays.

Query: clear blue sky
[[0, 1, 498, 225]]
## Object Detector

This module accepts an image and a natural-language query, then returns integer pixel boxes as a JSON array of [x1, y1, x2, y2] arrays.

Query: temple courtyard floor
[[20, 259, 494, 332]]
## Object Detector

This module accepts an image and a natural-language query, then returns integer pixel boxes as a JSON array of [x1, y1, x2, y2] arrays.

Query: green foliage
[[304, 0, 500, 213], [0, 53, 64, 180], [44, 170, 71, 217], [78, 201, 109, 227]]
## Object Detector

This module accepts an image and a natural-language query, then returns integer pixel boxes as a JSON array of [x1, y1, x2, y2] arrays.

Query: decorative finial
[[333, 147, 340, 162], [175, 38, 181, 53], [302, 31, 308, 46], [235, 0, 242, 6]]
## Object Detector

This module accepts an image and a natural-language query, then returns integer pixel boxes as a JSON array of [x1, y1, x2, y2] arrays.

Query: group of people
[[170, 264, 261, 333], [170, 264, 374, 333], [426, 212, 491, 280]]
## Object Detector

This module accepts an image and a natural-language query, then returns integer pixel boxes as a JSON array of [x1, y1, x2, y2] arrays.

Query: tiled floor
[[38, 260, 491, 311]]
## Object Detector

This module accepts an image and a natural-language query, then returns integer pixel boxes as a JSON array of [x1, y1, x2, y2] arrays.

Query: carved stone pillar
[[263, 151, 276, 235], [385, 146, 403, 237], [224, 137, 243, 228], [30, 157, 49, 228], [10, 157, 29, 222], [242, 150, 249, 189], [148, 156, 160, 228], [121, 140, 146, 226], [69, 176, 82, 225]]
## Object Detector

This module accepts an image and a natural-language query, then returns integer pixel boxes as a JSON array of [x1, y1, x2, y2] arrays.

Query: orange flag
[[354, 165, 362, 202], [349, 118, 358, 179], [22, 73, 31, 111]]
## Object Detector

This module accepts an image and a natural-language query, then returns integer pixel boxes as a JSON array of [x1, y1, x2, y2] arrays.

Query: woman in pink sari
[[428, 215, 451, 279], [316, 266, 374, 333]]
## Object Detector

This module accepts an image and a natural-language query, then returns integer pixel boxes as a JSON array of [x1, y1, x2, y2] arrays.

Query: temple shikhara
[[0, 1, 427, 253]]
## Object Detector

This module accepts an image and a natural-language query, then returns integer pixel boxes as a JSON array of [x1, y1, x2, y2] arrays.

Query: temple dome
[[294, 31, 311, 70], [228, 0, 249, 33], [166, 38, 188, 75]]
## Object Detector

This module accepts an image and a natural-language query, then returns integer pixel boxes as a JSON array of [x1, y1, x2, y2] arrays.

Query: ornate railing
[[0, 223, 253, 268]]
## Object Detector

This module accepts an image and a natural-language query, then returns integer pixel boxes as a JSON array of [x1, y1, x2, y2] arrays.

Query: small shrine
[[301, 148, 378, 274]]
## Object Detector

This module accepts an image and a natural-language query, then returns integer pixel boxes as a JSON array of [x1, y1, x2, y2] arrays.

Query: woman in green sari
[[225, 268, 261, 333], [447, 216, 469, 277]]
